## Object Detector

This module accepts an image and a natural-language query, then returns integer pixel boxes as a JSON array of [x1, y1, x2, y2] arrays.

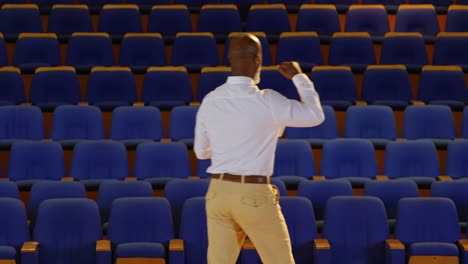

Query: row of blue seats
[[1, 193, 468, 263]]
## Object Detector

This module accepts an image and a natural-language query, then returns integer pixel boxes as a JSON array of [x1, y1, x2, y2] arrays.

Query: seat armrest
[[386, 239, 404, 250], [96, 240, 110, 252], [61, 177, 74, 182], [78, 102, 89, 106], [188, 176, 201, 179], [170, 239, 184, 251], [437, 175, 453, 181], [189, 102, 201, 106], [21, 242, 38, 253], [132, 102, 144, 106], [313, 176, 326, 181], [124, 177, 137, 181], [169, 239, 185, 264], [376, 175, 389, 180], [314, 239, 330, 250], [160, 138, 172, 143], [459, 239, 468, 251], [96, 240, 111, 264], [385, 239, 405, 264], [313, 239, 331, 264], [411, 100, 425, 105], [355, 100, 368, 106], [21, 241, 39, 264]]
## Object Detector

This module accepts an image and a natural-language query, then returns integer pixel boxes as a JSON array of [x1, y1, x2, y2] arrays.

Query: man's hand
[[277, 61, 302, 80]]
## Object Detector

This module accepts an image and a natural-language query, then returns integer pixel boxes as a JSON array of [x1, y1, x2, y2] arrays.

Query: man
[[194, 33, 324, 264]]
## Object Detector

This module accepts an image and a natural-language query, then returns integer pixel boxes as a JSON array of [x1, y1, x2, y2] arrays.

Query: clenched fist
[[277, 61, 302, 80]]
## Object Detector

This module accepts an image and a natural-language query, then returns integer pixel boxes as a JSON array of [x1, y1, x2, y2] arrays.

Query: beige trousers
[[205, 178, 295, 264]]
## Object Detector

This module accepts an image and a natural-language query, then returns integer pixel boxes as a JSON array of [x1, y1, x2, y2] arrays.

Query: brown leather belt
[[212, 173, 270, 184]]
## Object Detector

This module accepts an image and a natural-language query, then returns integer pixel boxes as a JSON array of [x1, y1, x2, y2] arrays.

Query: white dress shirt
[[194, 73, 324, 176]]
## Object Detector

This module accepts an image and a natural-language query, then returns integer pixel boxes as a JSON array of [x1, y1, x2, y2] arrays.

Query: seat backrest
[[258, 67, 301, 100], [296, 5, 340, 35], [79, 0, 122, 7], [323, 196, 389, 264], [197, 66, 231, 101], [168, 106, 198, 141], [180, 197, 208, 264], [148, 5, 192, 36], [174, 0, 217, 7], [395, 197, 460, 244], [224, 32, 272, 66], [431, 180, 468, 221], [403, 105, 456, 140], [134, 142, 191, 180], [276, 32, 323, 69], [285, 105, 338, 139], [0, 181, 19, 199], [141, 67, 193, 104], [0, 105, 44, 140], [384, 140, 440, 179], [433, 32, 468, 66], [445, 6, 468, 32], [246, 4, 291, 36], [320, 139, 377, 179], [171, 33, 219, 68], [107, 197, 174, 245], [13, 33, 60, 67], [345, 5, 389, 35], [97, 181, 153, 224], [380, 33, 428, 65], [0, 67, 25, 105], [70, 140, 128, 180], [86, 67, 137, 105], [119, 33, 166, 67], [8, 141, 65, 182], [363, 180, 419, 219], [446, 140, 468, 179], [30, 66, 81, 105], [344, 105, 397, 140], [417, 65, 468, 102], [272, 140, 315, 178], [361, 65, 413, 103], [98, 4, 142, 35], [34, 198, 102, 264], [110, 106, 163, 141], [395, 5, 440, 35], [328, 32, 377, 66], [220, 0, 263, 8], [51, 105, 105, 141], [47, 5, 93, 35], [197, 4, 242, 35], [33, 0, 74, 6], [0, 4, 41, 34], [0, 198, 29, 249], [310, 66, 357, 102], [65, 33, 114, 67], [297, 180, 353, 220]]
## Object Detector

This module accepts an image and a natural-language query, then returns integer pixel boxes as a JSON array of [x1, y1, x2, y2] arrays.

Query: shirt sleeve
[[194, 102, 212, 160], [267, 73, 325, 127]]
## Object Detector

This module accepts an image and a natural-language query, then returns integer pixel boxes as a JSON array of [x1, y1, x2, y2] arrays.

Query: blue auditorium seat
[[171, 33, 219, 73], [0, 106, 44, 148], [0, 67, 25, 105], [70, 140, 129, 189], [322, 196, 404, 264], [8, 141, 65, 190], [119, 33, 166, 70], [79, 0, 121, 7], [224, 32, 272, 66], [431, 181, 468, 226], [345, 5, 389, 36], [0, 198, 29, 264], [384, 140, 440, 187], [167, 106, 198, 147], [380, 33, 428, 72], [197, 66, 231, 102], [65, 33, 114, 72], [258, 67, 300, 100], [328, 32, 376, 72], [32, 0, 72, 6], [310, 66, 357, 110], [134, 142, 191, 188], [344, 105, 397, 148], [141, 67, 193, 110], [174, 0, 217, 8], [361, 65, 412, 110], [433, 33, 468, 70], [13, 33, 60, 72], [86, 67, 137, 111], [284, 105, 338, 147], [110, 106, 163, 147], [272, 140, 315, 189], [220, 0, 262, 9], [96, 181, 153, 226], [445, 5, 468, 32], [197, 4, 242, 41], [276, 32, 323, 71], [320, 139, 378, 187], [30, 66, 81, 111], [296, 5, 340, 39], [26, 198, 110, 264], [315, 0, 358, 12], [0, 181, 19, 199], [195, 159, 211, 178], [47, 5, 93, 35], [0, 34, 8, 67], [147, 5, 192, 42], [394, 5, 440, 37], [445, 140, 468, 180], [0, 4, 41, 36], [108, 197, 176, 264], [51, 105, 105, 148], [98, 4, 142, 35], [127, 0, 169, 4], [246, 4, 291, 42]]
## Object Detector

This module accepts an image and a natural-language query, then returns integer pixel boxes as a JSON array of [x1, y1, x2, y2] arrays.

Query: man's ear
[[255, 55, 261, 67]]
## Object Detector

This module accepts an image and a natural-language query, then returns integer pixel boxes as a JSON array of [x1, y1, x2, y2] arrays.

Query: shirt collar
[[226, 76, 255, 86]]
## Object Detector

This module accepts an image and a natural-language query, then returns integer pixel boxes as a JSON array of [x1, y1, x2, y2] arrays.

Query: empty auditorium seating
[[96, 181, 153, 225], [258, 67, 300, 100], [276, 32, 323, 71], [310, 66, 357, 110], [0, 4, 41, 36], [196, 158, 211, 178], [30, 198, 109, 264], [70, 140, 129, 189], [134, 142, 191, 188], [433, 33, 468, 69], [384, 140, 440, 187], [320, 139, 378, 187], [246, 4, 290, 41], [344, 105, 397, 148], [272, 140, 315, 188], [174, 0, 217, 8], [47, 5, 93, 35], [445, 5, 468, 32], [141, 67, 193, 110], [197, 4, 242, 40], [431, 181, 468, 226], [0, 198, 29, 264], [171, 33, 219, 72], [148, 5, 192, 41], [110, 106, 163, 147], [345, 5, 390, 36], [86, 67, 137, 110], [315, 0, 358, 12], [32, 0, 73, 5], [8, 141, 65, 190], [0, 181, 19, 199], [126, 0, 169, 4], [118, 33, 166, 70], [380, 33, 428, 72], [295, 5, 340, 38], [13, 33, 60, 72], [220, 0, 262, 9], [65, 33, 114, 72], [50, 105, 105, 147], [30, 66, 81, 111], [167, 106, 198, 147], [107, 197, 176, 264], [98, 4, 142, 35], [79, 0, 122, 7], [0, 106, 44, 148], [445, 140, 468, 179], [197, 66, 231, 101], [0, 67, 25, 105], [0, 34, 8, 67], [284, 105, 338, 147], [328, 32, 376, 72], [224, 32, 272, 66], [394, 5, 440, 37], [361, 65, 413, 110]]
